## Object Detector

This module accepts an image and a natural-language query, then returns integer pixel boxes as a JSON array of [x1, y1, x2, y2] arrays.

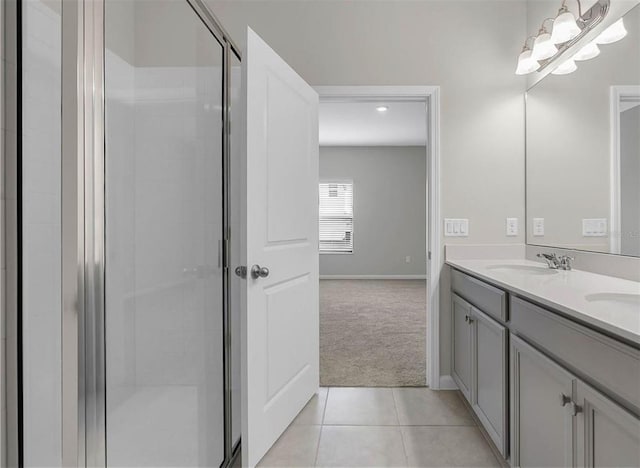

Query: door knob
[[251, 265, 270, 279], [234, 266, 247, 279], [559, 393, 571, 407]]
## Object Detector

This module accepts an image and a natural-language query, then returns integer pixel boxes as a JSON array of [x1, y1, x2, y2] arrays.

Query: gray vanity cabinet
[[471, 307, 508, 457], [450, 267, 640, 467], [452, 294, 473, 401], [575, 380, 640, 467], [452, 291, 508, 457], [510, 335, 574, 468]]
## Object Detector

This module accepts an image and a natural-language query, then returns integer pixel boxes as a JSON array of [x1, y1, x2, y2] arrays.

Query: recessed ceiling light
[[376, 106, 389, 112]]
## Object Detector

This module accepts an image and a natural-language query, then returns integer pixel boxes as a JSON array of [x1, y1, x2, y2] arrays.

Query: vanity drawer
[[451, 269, 507, 322], [510, 296, 640, 413]]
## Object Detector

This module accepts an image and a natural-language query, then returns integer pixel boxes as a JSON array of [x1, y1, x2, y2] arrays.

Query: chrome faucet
[[537, 253, 574, 270], [537, 253, 560, 269]]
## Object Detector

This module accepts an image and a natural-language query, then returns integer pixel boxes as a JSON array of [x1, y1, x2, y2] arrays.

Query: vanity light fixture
[[573, 41, 600, 61], [376, 105, 389, 112], [594, 18, 627, 44], [550, 2, 583, 44], [515, 0, 611, 75], [515, 37, 540, 75], [532, 19, 559, 60], [551, 58, 578, 75]]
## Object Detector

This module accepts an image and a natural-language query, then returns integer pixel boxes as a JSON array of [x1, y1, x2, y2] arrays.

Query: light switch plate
[[533, 218, 544, 236], [582, 218, 607, 237], [444, 218, 469, 237], [506, 218, 518, 236]]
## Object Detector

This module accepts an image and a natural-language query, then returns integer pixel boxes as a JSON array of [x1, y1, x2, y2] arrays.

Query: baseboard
[[319, 274, 427, 280], [438, 375, 459, 390]]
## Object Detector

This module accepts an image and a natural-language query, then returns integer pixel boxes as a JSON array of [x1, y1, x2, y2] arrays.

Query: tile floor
[[256, 387, 502, 467]]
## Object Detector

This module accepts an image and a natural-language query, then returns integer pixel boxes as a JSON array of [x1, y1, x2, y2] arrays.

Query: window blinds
[[319, 182, 354, 253]]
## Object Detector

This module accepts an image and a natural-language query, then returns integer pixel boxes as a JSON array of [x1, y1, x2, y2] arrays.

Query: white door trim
[[609, 85, 640, 254], [314, 85, 441, 389]]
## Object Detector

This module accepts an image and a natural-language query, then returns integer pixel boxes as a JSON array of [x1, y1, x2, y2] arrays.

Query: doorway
[[316, 86, 442, 390]]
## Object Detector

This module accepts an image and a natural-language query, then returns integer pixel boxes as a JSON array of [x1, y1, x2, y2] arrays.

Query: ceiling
[[319, 101, 427, 147]]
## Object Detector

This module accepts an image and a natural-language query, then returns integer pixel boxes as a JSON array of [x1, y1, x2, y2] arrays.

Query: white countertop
[[446, 258, 640, 346]]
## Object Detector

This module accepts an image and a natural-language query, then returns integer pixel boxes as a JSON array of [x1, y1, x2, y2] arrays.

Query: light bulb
[[573, 42, 600, 61], [551, 10, 582, 44], [532, 32, 559, 60], [595, 18, 627, 44], [376, 106, 389, 112], [515, 49, 540, 75], [551, 59, 578, 75]]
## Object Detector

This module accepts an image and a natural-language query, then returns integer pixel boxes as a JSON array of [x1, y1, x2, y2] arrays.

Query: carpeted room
[[318, 109, 428, 387]]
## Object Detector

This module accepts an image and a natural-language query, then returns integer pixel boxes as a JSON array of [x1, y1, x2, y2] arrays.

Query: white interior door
[[241, 28, 319, 468]]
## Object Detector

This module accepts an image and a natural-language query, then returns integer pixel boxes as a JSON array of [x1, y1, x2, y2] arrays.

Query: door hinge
[[428, 251, 432, 260]]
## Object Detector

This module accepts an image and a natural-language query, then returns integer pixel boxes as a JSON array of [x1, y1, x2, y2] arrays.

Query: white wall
[[206, 0, 527, 379], [319, 146, 426, 277]]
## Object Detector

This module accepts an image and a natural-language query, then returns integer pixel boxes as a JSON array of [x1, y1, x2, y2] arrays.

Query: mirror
[[526, 4, 640, 256]]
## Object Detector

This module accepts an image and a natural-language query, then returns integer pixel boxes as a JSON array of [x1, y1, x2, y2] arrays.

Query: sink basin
[[486, 264, 558, 275], [585, 293, 640, 307]]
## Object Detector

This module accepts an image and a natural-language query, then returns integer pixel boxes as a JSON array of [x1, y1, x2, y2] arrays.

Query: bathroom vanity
[[446, 259, 640, 467], [459, 2, 640, 465]]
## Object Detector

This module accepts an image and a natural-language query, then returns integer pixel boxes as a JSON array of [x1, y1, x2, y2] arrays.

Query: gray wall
[[207, 0, 527, 381], [319, 146, 426, 277], [621, 106, 640, 257]]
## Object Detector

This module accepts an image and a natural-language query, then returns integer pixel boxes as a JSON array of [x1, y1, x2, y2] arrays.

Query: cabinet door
[[452, 294, 473, 401], [576, 380, 640, 467], [471, 307, 508, 457], [511, 335, 574, 468]]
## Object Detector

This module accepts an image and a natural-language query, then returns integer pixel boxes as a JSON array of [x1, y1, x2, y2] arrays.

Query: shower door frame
[[58, 0, 242, 466]]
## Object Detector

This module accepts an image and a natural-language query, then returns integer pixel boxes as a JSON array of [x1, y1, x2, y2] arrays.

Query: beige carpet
[[320, 279, 427, 387]]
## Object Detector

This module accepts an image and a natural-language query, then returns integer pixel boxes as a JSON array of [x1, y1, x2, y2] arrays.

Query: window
[[319, 181, 354, 253]]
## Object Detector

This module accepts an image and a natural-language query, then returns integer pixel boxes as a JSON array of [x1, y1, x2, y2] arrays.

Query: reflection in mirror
[[526, 4, 640, 257], [618, 88, 640, 256]]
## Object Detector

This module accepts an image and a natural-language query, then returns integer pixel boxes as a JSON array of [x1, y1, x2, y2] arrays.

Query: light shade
[[532, 32, 559, 60], [515, 50, 540, 75], [595, 18, 627, 44], [551, 59, 578, 75], [573, 42, 600, 61], [551, 11, 582, 44]]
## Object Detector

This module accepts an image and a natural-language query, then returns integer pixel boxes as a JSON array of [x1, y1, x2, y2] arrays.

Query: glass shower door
[[104, 1, 225, 465], [21, 0, 63, 464]]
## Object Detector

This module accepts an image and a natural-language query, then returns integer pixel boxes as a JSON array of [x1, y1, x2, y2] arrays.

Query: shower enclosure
[[12, 0, 242, 465]]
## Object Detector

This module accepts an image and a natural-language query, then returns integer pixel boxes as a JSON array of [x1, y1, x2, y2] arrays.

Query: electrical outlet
[[405, 256, 411, 263], [444, 219, 469, 237], [506, 218, 518, 236], [533, 218, 545, 236]]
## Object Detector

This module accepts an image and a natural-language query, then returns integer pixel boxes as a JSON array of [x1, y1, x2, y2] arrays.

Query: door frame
[[314, 85, 441, 389], [609, 85, 640, 255]]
